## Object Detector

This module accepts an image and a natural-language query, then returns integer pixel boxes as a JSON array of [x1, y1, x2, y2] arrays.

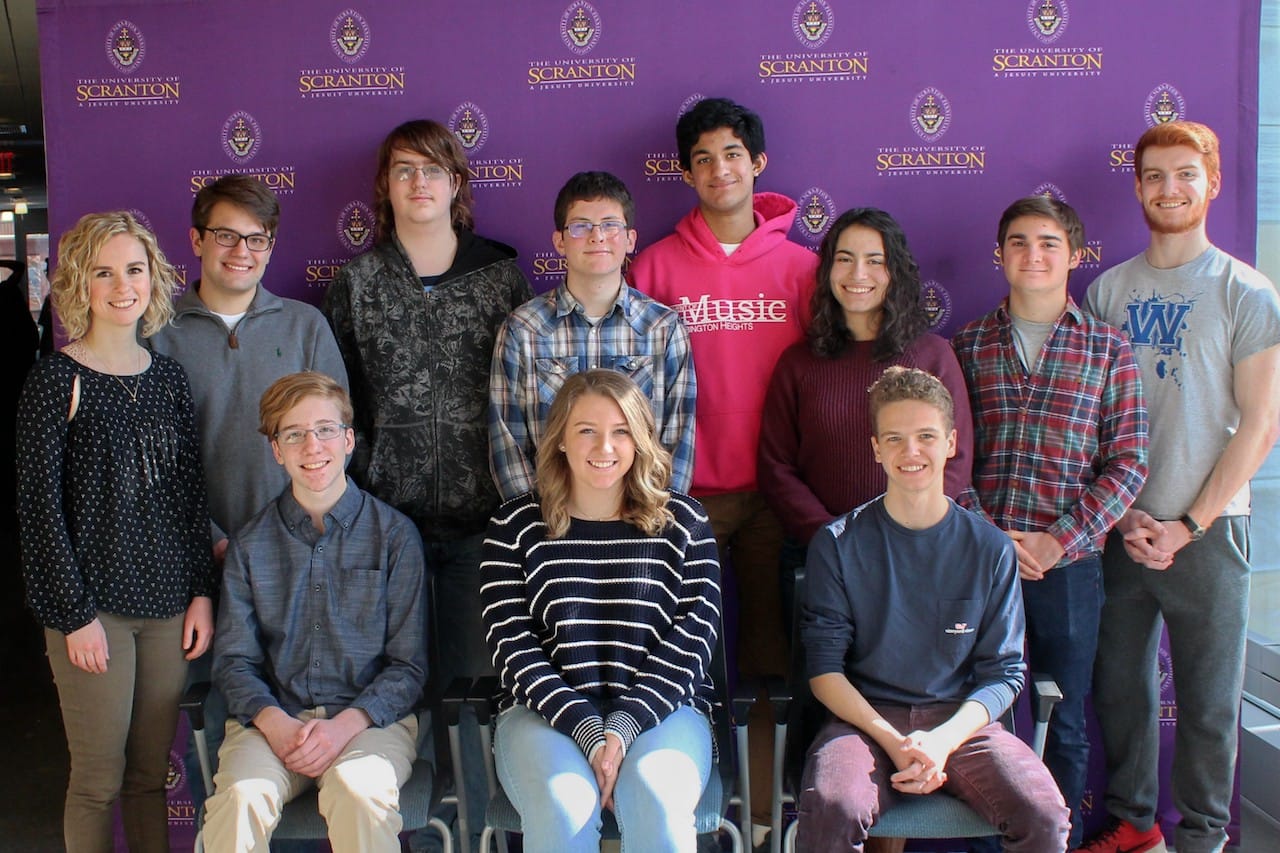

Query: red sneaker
[[1075, 819, 1166, 853]]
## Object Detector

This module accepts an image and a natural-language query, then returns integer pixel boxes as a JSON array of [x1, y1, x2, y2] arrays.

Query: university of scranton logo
[[1123, 291, 1195, 386], [992, 2, 1100, 78], [528, 4, 634, 91], [921, 281, 953, 330], [449, 102, 489, 153], [298, 13, 404, 99], [911, 88, 951, 141], [222, 112, 261, 163], [792, 1, 834, 50], [330, 9, 371, 64], [1027, 0, 1069, 44], [1145, 85, 1186, 128], [106, 21, 145, 74], [793, 188, 837, 245], [561, 3, 602, 55], [337, 202, 374, 253]]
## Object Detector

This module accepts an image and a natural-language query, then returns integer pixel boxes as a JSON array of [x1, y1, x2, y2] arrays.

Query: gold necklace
[[74, 341, 144, 403]]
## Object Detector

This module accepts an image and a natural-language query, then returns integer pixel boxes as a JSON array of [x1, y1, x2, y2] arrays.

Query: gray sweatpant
[[1092, 517, 1250, 853]]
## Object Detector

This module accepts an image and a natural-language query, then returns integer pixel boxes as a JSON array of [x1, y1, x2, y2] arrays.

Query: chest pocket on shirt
[[605, 355, 655, 396], [936, 598, 981, 668], [334, 567, 388, 647], [535, 357, 580, 408]]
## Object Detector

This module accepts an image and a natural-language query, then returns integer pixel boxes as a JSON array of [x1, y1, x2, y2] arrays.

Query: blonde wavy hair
[[536, 369, 675, 539], [52, 211, 177, 341]]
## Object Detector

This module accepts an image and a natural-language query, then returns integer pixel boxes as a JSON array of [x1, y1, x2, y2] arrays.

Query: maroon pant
[[796, 703, 1069, 852]]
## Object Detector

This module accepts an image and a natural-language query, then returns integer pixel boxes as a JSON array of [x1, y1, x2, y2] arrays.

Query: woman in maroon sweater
[[758, 208, 974, 549]]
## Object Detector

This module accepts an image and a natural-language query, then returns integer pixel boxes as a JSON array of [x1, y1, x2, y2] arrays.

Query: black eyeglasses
[[201, 226, 275, 252]]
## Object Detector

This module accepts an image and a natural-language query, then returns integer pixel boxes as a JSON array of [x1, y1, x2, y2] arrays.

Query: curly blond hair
[[535, 369, 674, 539], [52, 211, 177, 340]]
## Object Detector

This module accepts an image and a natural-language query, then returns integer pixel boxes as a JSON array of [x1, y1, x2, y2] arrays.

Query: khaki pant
[[202, 709, 418, 852], [46, 611, 188, 853]]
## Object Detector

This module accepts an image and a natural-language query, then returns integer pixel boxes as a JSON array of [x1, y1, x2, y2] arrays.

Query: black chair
[[464, 625, 755, 852], [768, 566, 1062, 853]]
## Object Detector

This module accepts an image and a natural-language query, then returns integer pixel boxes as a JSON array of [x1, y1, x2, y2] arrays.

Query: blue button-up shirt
[[488, 281, 696, 499], [214, 478, 427, 728]]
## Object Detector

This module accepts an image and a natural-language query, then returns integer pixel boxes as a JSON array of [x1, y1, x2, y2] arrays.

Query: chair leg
[[478, 826, 495, 853], [782, 816, 799, 853], [427, 814, 455, 853], [718, 817, 745, 853], [447, 716, 470, 853]]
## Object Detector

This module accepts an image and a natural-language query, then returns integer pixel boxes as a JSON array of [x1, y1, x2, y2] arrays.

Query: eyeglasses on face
[[392, 164, 451, 183], [275, 423, 350, 445], [562, 220, 628, 240], [201, 226, 274, 252]]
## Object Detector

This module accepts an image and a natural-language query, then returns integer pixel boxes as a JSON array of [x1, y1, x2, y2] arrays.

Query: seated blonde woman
[[480, 368, 721, 852]]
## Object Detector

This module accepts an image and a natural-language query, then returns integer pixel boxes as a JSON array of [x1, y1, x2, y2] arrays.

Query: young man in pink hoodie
[[629, 97, 816, 837]]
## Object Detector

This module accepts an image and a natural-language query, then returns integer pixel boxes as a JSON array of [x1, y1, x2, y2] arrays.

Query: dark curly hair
[[807, 208, 929, 361]]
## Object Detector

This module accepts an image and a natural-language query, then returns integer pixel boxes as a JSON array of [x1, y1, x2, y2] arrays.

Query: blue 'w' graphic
[[1125, 300, 1191, 353]]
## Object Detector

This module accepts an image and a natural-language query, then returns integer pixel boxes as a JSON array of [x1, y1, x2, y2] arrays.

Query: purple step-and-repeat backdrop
[[37, 0, 1259, 847]]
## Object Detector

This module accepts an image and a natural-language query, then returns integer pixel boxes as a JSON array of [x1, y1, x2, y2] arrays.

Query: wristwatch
[[1180, 513, 1207, 541]]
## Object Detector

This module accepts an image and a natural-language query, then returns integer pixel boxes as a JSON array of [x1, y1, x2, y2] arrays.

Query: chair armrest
[[767, 675, 793, 722], [441, 676, 471, 728], [732, 675, 759, 725], [1030, 673, 1063, 759], [469, 675, 500, 727], [1031, 674, 1063, 723], [180, 681, 212, 732]]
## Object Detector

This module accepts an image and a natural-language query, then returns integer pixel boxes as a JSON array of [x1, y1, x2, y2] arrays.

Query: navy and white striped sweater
[[480, 491, 720, 757]]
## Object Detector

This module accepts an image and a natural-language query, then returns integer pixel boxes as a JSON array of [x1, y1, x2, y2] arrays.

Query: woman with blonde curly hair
[[17, 211, 215, 852], [480, 369, 721, 852]]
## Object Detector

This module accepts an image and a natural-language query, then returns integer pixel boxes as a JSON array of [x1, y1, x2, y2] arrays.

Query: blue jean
[[1022, 553, 1103, 849], [495, 704, 713, 853], [1093, 518, 1250, 853]]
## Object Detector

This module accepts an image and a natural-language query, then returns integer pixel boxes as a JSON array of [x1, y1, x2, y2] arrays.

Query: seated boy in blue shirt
[[205, 371, 427, 851], [797, 366, 1068, 852]]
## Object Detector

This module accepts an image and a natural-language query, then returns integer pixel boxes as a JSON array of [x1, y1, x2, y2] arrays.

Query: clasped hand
[[889, 729, 951, 794]]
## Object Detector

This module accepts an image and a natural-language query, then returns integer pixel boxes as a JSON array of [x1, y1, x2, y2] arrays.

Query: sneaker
[[1075, 818, 1167, 853]]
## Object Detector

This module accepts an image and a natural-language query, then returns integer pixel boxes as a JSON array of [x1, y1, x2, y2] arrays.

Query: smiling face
[[562, 392, 636, 504], [829, 224, 891, 336], [189, 200, 273, 312], [387, 147, 457, 232], [270, 395, 355, 508], [552, 197, 637, 286], [1000, 214, 1080, 297], [1135, 144, 1220, 235], [871, 399, 956, 497], [88, 234, 152, 332], [682, 126, 765, 219]]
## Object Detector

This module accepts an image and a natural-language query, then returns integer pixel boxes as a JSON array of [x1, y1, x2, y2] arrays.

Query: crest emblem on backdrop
[[222, 112, 262, 163], [561, 3, 602, 54], [331, 11, 371, 63], [106, 21, 145, 73], [1028, 0, 1069, 43], [792, 1, 835, 49], [911, 88, 952, 141]]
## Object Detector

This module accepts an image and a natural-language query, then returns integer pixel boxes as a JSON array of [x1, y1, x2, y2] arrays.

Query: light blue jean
[[494, 704, 712, 853]]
